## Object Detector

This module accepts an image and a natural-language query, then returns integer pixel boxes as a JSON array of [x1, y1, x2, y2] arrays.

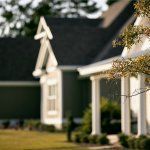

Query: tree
[[61, 0, 99, 18], [108, 0, 150, 87], [0, 0, 101, 37]]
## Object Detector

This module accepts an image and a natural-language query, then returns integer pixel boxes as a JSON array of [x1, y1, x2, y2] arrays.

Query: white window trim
[[47, 79, 58, 114]]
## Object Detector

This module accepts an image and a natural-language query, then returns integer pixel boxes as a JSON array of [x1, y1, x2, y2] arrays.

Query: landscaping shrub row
[[118, 133, 150, 150], [0, 119, 56, 132], [74, 132, 109, 145]]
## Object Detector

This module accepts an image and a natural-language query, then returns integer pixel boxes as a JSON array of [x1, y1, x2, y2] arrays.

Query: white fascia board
[[122, 48, 150, 59], [34, 16, 53, 40], [0, 81, 39, 87], [78, 56, 120, 76], [78, 63, 112, 76], [46, 66, 81, 73], [58, 65, 81, 71]]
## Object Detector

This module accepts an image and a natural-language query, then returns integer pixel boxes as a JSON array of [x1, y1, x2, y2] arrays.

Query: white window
[[47, 79, 57, 114]]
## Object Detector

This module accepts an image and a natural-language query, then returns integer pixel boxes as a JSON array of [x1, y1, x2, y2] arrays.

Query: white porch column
[[137, 74, 147, 135], [121, 77, 131, 135], [91, 76, 101, 135]]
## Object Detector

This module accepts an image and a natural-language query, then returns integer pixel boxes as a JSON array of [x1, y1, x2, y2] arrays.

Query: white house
[[33, 1, 135, 129], [78, 16, 150, 136]]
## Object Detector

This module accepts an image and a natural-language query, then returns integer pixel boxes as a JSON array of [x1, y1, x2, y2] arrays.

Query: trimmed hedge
[[118, 133, 150, 149], [73, 133, 109, 145], [24, 120, 56, 132]]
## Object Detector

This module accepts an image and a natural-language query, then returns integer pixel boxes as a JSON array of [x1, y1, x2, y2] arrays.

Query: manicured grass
[[0, 130, 84, 150]]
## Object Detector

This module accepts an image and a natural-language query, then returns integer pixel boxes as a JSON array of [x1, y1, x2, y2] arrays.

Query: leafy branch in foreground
[[112, 0, 150, 49], [112, 25, 150, 49], [108, 55, 150, 84], [134, 0, 150, 18]]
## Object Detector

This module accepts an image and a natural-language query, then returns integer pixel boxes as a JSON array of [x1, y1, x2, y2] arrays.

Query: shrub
[[135, 135, 147, 149], [97, 134, 109, 145], [2, 120, 10, 129], [74, 132, 82, 143], [118, 133, 129, 148], [89, 135, 98, 144], [18, 120, 24, 128], [140, 137, 150, 150], [127, 136, 136, 148], [81, 97, 121, 135], [81, 106, 92, 134], [80, 134, 89, 143], [40, 124, 55, 132], [24, 120, 41, 130]]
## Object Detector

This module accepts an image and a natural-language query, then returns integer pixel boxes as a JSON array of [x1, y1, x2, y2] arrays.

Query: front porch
[[90, 74, 148, 136], [78, 54, 149, 136]]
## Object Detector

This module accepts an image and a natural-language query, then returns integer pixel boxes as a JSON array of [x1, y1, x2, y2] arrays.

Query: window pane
[[48, 84, 57, 111]]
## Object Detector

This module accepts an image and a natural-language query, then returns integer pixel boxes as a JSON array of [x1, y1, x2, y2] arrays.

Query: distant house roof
[[0, 38, 39, 81], [43, 0, 135, 66]]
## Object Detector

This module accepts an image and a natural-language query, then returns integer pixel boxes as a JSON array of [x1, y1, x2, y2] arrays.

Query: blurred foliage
[[108, 55, 150, 77], [0, 0, 100, 37], [109, 0, 150, 86], [81, 97, 121, 134], [113, 0, 150, 49]]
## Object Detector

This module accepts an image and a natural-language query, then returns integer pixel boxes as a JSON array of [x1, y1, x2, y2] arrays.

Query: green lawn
[[0, 130, 85, 150]]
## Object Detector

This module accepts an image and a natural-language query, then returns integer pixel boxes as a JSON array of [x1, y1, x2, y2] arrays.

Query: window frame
[[47, 79, 58, 115]]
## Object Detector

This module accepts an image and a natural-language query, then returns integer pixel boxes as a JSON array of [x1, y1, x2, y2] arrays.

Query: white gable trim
[[35, 17, 53, 40], [46, 40, 58, 67], [33, 39, 58, 77]]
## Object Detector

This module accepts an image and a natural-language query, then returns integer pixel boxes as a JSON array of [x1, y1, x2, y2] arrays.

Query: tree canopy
[[0, 0, 102, 37]]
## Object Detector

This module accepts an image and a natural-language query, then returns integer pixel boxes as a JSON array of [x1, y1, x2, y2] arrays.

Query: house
[[78, 16, 150, 135], [33, 1, 134, 129], [0, 38, 40, 121]]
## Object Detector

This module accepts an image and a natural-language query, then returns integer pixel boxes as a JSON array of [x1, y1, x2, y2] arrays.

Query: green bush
[[127, 136, 136, 148], [24, 120, 41, 130], [80, 134, 89, 143], [119, 134, 150, 149], [74, 132, 82, 143], [40, 124, 55, 132], [118, 133, 129, 148], [89, 135, 98, 144], [97, 134, 109, 145], [135, 135, 147, 149], [2, 120, 10, 129], [81, 97, 121, 134], [81, 106, 92, 134], [140, 137, 150, 150]]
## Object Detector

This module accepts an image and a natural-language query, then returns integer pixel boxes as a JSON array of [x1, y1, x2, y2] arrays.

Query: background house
[[33, 0, 134, 129], [0, 38, 40, 121]]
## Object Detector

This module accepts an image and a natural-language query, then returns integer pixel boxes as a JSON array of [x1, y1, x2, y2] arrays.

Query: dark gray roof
[[0, 38, 39, 81], [45, 0, 135, 65]]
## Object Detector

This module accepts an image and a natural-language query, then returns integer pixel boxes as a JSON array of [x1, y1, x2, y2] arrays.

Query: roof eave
[[78, 56, 120, 76]]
